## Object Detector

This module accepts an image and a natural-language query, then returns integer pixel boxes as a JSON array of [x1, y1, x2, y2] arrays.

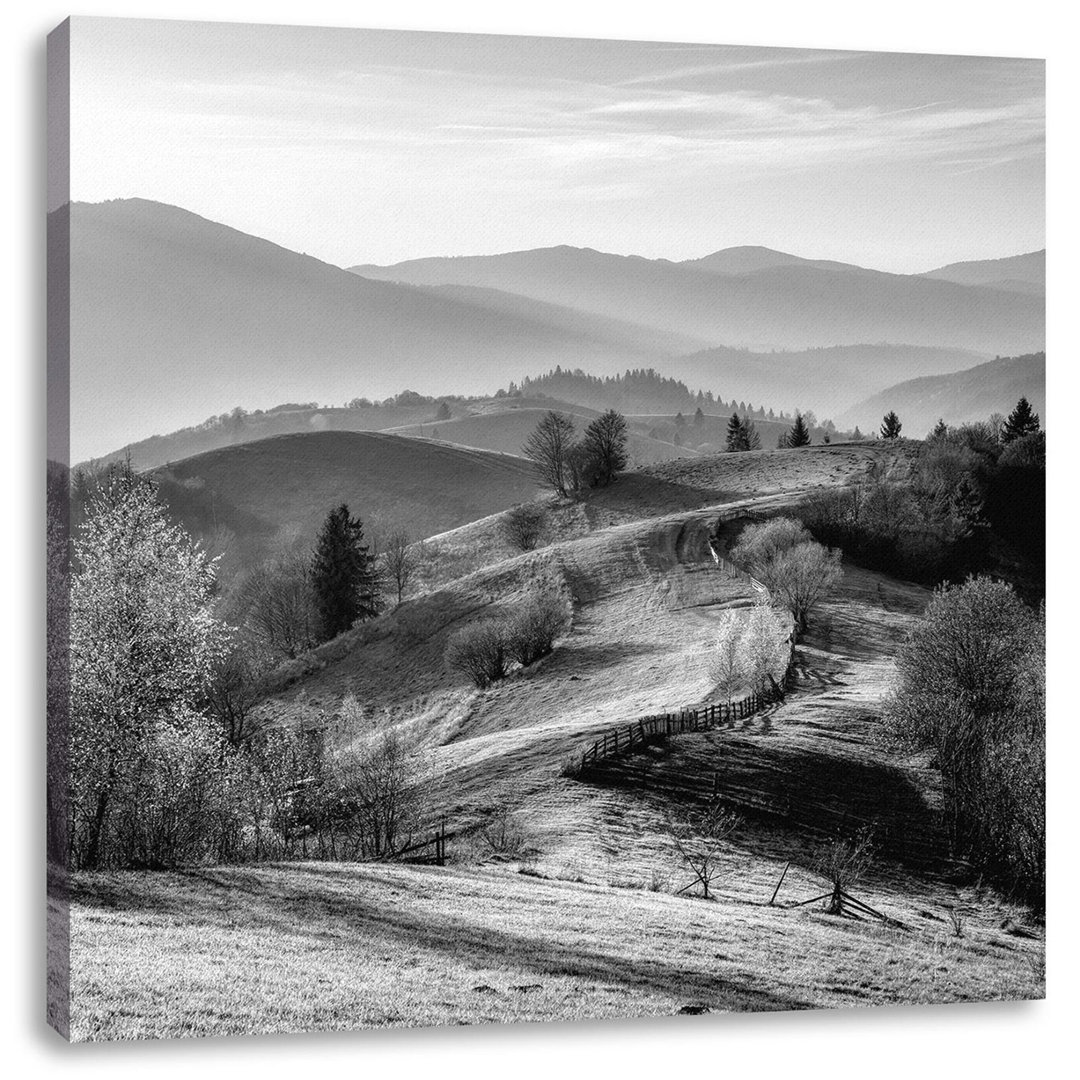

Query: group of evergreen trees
[[725, 413, 762, 452]]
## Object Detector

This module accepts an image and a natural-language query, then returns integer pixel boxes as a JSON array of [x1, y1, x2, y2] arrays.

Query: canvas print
[[46, 17, 1046, 1041]]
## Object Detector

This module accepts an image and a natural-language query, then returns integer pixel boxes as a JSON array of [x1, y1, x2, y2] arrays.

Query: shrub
[[501, 504, 548, 552], [814, 828, 875, 914], [445, 618, 512, 688], [731, 517, 811, 576], [480, 804, 529, 857], [504, 590, 572, 667], [885, 577, 1044, 905]]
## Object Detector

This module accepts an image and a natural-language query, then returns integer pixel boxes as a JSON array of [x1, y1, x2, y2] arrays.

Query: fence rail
[[578, 669, 791, 771]]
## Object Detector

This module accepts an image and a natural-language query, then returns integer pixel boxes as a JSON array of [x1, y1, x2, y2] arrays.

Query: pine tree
[[435, 400, 452, 421], [693, 406, 705, 428], [743, 418, 762, 450], [852, 426, 864, 441], [928, 418, 949, 443], [725, 413, 745, 452], [880, 411, 903, 440], [311, 504, 379, 641], [787, 412, 811, 447], [1002, 397, 1040, 443]]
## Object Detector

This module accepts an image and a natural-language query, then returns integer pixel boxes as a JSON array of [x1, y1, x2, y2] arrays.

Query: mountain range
[[61, 198, 1045, 462], [352, 245, 1043, 356]]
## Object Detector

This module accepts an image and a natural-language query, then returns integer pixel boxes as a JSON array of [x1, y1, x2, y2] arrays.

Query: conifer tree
[[787, 412, 811, 447], [311, 504, 380, 641], [1002, 397, 1040, 443], [880, 411, 903, 440], [726, 413, 745, 452]]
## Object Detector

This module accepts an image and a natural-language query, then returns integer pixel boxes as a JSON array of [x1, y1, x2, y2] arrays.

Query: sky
[[67, 17, 1044, 274]]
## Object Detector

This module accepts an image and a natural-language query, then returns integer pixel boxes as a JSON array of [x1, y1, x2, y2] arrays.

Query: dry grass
[[68, 860, 1042, 1041]]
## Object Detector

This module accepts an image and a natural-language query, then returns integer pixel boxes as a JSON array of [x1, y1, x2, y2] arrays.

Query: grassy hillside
[[835, 353, 1046, 436], [385, 408, 698, 466], [69, 443, 1042, 1039], [150, 431, 541, 570]]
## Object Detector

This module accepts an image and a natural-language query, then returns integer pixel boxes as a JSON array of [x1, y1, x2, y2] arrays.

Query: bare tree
[[501, 503, 547, 551], [205, 641, 270, 746], [234, 552, 319, 658], [814, 828, 875, 915], [666, 800, 742, 900], [709, 610, 746, 702], [580, 409, 629, 485], [767, 542, 843, 635], [522, 411, 577, 496], [380, 529, 423, 606]]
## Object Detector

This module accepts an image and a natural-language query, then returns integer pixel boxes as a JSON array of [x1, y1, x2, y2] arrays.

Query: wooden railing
[[579, 668, 792, 770]]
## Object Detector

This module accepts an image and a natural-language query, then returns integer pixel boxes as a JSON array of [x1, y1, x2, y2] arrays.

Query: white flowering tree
[[709, 610, 746, 703], [69, 466, 228, 868]]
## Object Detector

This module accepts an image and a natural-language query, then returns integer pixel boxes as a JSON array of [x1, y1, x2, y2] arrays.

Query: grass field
[[68, 859, 1042, 1041]]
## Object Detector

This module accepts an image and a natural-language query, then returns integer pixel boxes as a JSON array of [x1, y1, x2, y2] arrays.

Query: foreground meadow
[[67, 860, 1043, 1041]]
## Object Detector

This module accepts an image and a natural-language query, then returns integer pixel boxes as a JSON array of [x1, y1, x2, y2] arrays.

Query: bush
[[814, 828, 875, 914], [501, 504, 548, 552], [504, 590, 572, 666], [445, 618, 512, 688], [731, 517, 810, 575], [767, 542, 843, 635], [885, 577, 1044, 905], [732, 517, 841, 635]]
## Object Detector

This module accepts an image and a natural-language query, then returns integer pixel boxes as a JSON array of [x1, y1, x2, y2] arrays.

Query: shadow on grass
[[589, 734, 948, 872], [71, 863, 812, 1014]]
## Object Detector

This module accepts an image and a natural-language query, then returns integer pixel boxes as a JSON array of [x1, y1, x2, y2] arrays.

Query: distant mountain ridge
[[64, 200, 697, 460], [63, 198, 1044, 460], [835, 352, 1046, 436], [920, 250, 1044, 294], [351, 244, 1043, 357], [667, 343, 989, 418]]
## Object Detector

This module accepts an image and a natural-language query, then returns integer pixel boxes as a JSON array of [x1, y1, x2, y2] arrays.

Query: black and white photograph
[[45, 13, 1046, 1043]]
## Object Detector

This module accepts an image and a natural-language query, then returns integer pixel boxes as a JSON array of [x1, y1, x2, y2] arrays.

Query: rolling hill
[[383, 408, 699, 466], [351, 245, 1044, 357], [835, 352, 1046, 437], [148, 431, 542, 573], [65, 200, 685, 461], [921, 250, 1044, 294]]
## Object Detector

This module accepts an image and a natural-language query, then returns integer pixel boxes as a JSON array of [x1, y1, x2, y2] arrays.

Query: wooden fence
[[579, 666, 791, 771]]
